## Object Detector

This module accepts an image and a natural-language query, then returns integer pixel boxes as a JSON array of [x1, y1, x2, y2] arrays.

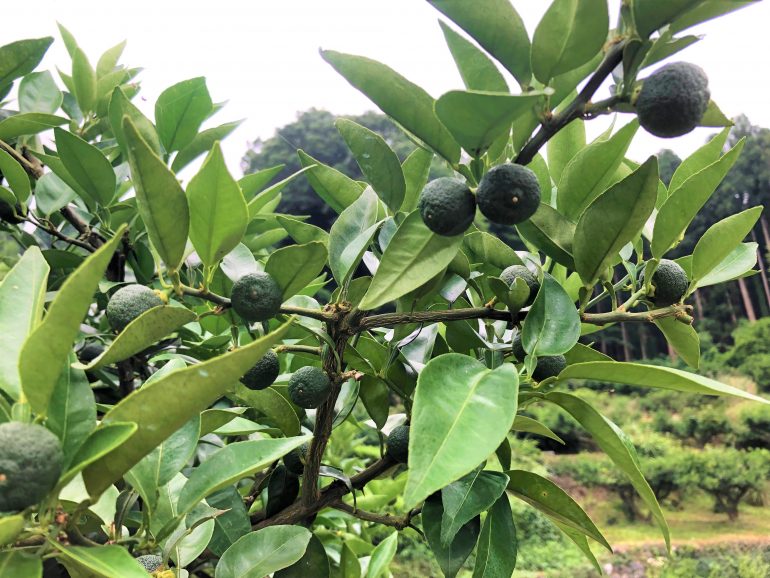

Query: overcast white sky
[[5, 1, 770, 176]]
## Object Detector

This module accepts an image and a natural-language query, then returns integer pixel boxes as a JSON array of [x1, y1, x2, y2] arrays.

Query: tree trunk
[[639, 326, 649, 359], [726, 287, 739, 325], [737, 277, 757, 322], [760, 214, 770, 254], [620, 321, 631, 361], [694, 289, 705, 320]]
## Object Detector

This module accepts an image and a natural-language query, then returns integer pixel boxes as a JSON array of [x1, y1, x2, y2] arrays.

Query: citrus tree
[[0, 1, 766, 576]]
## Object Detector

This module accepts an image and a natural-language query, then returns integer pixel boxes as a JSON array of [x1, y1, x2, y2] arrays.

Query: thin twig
[[0, 140, 43, 179], [581, 304, 693, 326], [356, 307, 513, 332], [331, 500, 420, 531]]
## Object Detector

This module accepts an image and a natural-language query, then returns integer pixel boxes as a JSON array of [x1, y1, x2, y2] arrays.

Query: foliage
[[728, 318, 770, 387], [0, 2, 765, 576]]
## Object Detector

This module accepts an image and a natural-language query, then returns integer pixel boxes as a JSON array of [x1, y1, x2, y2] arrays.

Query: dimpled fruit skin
[[532, 355, 567, 381], [106, 284, 164, 332], [136, 555, 163, 572], [387, 424, 410, 464], [240, 349, 280, 390], [417, 177, 477, 236], [284, 444, 307, 476], [288, 366, 331, 409], [0, 422, 63, 512], [501, 265, 540, 306], [230, 272, 283, 323], [646, 259, 689, 307], [636, 62, 710, 138], [477, 163, 540, 225]]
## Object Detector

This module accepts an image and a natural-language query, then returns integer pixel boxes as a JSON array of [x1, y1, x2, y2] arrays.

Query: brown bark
[[737, 277, 757, 322], [751, 230, 770, 310]]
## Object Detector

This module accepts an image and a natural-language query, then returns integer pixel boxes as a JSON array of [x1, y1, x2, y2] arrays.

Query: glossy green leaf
[[435, 91, 544, 157], [423, 494, 480, 578], [668, 128, 729, 192], [127, 416, 200, 511], [0, 112, 68, 140], [512, 415, 565, 444], [187, 142, 248, 266], [464, 230, 523, 269], [239, 165, 284, 198], [634, 0, 701, 36], [275, 533, 330, 578], [71, 47, 97, 113], [441, 470, 509, 546], [248, 165, 317, 217], [82, 320, 293, 498], [276, 215, 329, 246], [439, 21, 508, 92], [341, 543, 362, 578], [0, 247, 48, 400], [557, 120, 638, 219], [405, 354, 518, 508], [656, 317, 700, 369], [19, 70, 62, 113], [508, 469, 610, 549], [123, 116, 190, 269], [54, 128, 116, 206], [652, 140, 743, 259], [207, 487, 252, 557], [62, 422, 138, 484], [297, 149, 364, 213], [428, 0, 531, 87], [574, 156, 658, 285], [77, 306, 196, 370], [216, 525, 312, 578], [109, 87, 163, 157], [516, 205, 576, 270], [553, 520, 602, 574], [19, 229, 124, 416], [328, 187, 379, 284], [531, 0, 608, 83], [361, 211, 463, 311], [0, 148, 31, 202], [472, 495, 517, 578], [155, 77, 213, 152], [266, 241, 328, 300], [366, 531, 398, 578], [401, 147, 434, 213], [670, 1, 757, 34], [321, 50, 460, 164], [53, 544, 148, 578], [546, 117, 584, 185], [696, 242, 758, 288], [691, 206, 762, 283], [0, 550, 41, 578], [233, 384, 301, 437], [48, 363, 96, 468], [0, 515, 25, 547], [34, 171, 77, 215], [545, 392, 670, 550], [96, 39, 126, 77], [172, 119, 244, 172], [522, 274, 580, 356], [558, 361, 768, 403], [0, 37, 53, 88], [336, 118, 405, 212]]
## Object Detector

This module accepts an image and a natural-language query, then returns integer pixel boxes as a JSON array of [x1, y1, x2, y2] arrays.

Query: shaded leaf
[[215, 526, 312, 578], [522, 274, 580, 356]]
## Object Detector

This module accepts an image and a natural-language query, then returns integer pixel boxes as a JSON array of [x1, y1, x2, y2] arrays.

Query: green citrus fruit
[[0, 422, 63, 512], [500, 264, 540, 306], [642, 259, 689, 307], [636, 62, 710, 138], [418, 177, 476, 236], [476, 163, 540, 225], [532, 355, 567, 381], [511, 333, 526, 362], [0, 199, 24, 224], [240, 349, 280, 390], [287, 366, 331, 409], [230, 272, 283, 323], [106, 284, 164, 332], [284, 444, 308, 476], [136, 555, 163, 573], [387, 424, 410, 464]]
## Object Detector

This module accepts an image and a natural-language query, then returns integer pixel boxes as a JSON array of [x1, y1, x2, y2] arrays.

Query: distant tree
[[241, 109, 451, 229], [657, 149, 681, 186]]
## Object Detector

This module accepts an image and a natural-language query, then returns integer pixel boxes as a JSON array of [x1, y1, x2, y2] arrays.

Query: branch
[[28, 217, 96, 253], [331, 500, 420, 531], [581, 304, 693, 326], [253, 456, 396, 529], [0, 140, 44, 179], [274, 344, 322, 356], [181, 285, 231, 306], [59, 206, 106, 250], [356, 306, 514, 332], [515, 39, 626, 166]]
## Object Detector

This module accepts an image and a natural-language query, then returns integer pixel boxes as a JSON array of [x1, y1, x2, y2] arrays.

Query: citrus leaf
[[512, 415, 565, 445], [696, 242, 758, 289], [441, 470, 509, 546], [61, 422, 138, 485], [361, 211, 463, 311], [516, 205, 576, 270], [366, 531, 398, 578], [109, 87, 162, 157], [472, 495, 517, 578], [522, 274, 580, 356], [405, 354, 518, 508], [266, 241, 328, 300], [438, 21, 509, 92], [172, 120, 244, 172], [82, 319, 293, 498], [655, 317, 700, 369], [155, 77, 213, 152], [328, 187, 379, 284], [0, 37, 53, 88], [297, 149, 364, 213], [215, 526, 312, 578], [0, 112, 68, 140], [0, 550, 41, 577], [52, 544, 148, 578], [0, 147, 32, 202], [19, 228, 124, 416]]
